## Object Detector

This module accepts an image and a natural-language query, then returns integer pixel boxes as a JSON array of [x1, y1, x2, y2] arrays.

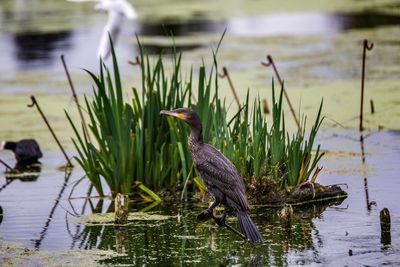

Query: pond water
[[0, 129, 399, 266], [0, 0, 399, 266]]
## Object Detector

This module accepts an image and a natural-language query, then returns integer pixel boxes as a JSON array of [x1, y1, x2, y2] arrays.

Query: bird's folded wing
[[196, 145, 249, 210]]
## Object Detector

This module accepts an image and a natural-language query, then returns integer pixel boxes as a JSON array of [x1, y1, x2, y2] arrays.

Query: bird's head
[[94, 0, 114, 13], [94, 0, 137, 20], [160, 108, 201, 129]]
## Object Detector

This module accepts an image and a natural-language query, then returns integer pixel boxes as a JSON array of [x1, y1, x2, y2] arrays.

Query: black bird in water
[[161, 108, 263, 242], [0, 139, 42, 165]]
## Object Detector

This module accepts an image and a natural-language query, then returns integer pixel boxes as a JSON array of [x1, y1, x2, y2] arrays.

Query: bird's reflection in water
[[0, 206, 3, 225], [64, 199, 343, 266], [4, 162, 42, 183], [5, 162, 42, 182], [0, 162, 41, 227], [0, 162, 42, 194]]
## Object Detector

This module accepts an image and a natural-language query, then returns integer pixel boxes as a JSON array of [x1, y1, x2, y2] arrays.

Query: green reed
[[67, 36, 325, 201], [264, 81, 325, 189]]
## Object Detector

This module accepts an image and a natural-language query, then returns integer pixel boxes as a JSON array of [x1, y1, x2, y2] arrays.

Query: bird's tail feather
[[237, 211, 263, 242]]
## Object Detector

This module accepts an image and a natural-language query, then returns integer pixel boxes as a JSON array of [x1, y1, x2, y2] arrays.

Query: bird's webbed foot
[[214, 209, 227, 227], [196, 201, 219, 222], [196, 208, 213, 222]]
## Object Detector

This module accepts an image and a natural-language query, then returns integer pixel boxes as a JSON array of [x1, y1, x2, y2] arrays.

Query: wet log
[[115, 193, 129, 224], [287, 183, 347, 205], [380, 208, 391, 247], [248, 182, 347, 206]]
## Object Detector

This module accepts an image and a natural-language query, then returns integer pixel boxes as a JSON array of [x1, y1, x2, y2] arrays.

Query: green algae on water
[[76, 212, 175, 225], [0, 238, 118, 267]]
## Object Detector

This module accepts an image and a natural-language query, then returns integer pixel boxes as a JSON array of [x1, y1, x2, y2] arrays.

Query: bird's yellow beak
[[160, 110, 185, 120], [175, 113, 184, 119]]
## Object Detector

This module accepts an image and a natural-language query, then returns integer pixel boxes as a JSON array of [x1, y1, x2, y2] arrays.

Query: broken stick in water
[[27, 96, 73, 168], [380, 208, 391, 247], [115, 193, 129, 224]]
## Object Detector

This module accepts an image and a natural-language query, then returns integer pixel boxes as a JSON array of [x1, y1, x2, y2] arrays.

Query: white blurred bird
[[68, 0, 137, 60]]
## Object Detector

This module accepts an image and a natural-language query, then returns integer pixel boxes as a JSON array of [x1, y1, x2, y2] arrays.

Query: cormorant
[[160, 108, 263, 242], [0, 139, 42, 165]]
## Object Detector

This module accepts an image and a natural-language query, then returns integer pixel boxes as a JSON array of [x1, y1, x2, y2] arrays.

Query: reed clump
[[67, 37, 328, 204], [264, 83, 324, 189]]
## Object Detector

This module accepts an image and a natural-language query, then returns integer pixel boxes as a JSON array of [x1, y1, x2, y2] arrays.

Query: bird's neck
[[106, 11, 124, 31], [188, 124, 203, 152]]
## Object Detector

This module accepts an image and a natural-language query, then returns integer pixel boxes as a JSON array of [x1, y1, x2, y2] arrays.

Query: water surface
[[0, 1, 399, 266]]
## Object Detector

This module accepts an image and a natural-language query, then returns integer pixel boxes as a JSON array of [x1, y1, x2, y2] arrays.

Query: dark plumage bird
[[0, 139, 42, 165], [160, 108, 263, 242]]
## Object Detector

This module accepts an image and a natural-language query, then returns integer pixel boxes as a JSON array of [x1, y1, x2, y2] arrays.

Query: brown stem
[[359, 39, 374, 131], [262, 98, 270, 114], [364, 177, 371, 211], [128, 56, 141, 66], [370, 99, 375, 114], [0, 158, 13, 170], [28, 96, 73, 167], [0, 178, 14, 193], [34, 171, 72, 249], [261, 55, 300, 128], [360, 134, 366, 164], [218, 66, 241, 107], [61, 55, 91, 142]]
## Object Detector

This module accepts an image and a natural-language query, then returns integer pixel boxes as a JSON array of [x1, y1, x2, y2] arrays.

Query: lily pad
[[76, 212, 175, 225]]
